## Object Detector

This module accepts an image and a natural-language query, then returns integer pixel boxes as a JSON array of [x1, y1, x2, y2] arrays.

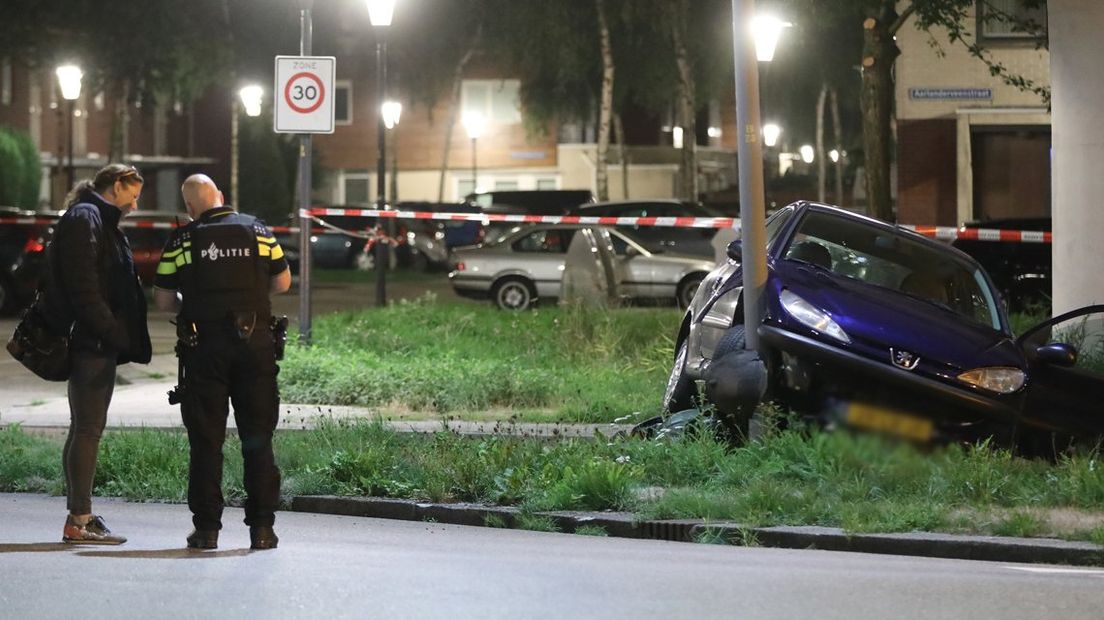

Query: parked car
[[0, 207, 58, 314], [666, 201, 1104, 452], [467, 190, 595, 244], [567, 200, 727, 259], [449, 224, 714, 311], [122, 211, 191, 284], [951, 217, 1050, 312]]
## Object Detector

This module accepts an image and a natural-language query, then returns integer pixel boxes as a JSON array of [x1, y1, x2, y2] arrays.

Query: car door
[[1016, 305, 1104, 436], [608, 230, 655, 297], [510, 227, 573, 298]]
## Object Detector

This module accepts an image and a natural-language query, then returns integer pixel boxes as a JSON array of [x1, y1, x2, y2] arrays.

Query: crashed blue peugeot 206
[[665, 201, 1104, 452]]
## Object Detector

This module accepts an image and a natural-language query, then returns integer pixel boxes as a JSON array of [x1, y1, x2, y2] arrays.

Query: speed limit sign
[[274, 55, 336, 134]]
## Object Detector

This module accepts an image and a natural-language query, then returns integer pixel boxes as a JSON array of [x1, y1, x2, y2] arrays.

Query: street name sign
[[274, 55, 336, 134]]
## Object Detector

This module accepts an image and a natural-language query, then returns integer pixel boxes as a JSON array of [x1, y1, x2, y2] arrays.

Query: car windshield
[[783, 210, 1002, 330]]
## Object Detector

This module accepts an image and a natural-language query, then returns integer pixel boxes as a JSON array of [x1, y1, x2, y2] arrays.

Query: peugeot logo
[[890, 348, 920, 370]]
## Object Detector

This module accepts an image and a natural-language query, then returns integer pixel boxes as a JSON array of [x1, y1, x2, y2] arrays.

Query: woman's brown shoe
[[62, 515, 127, 545]]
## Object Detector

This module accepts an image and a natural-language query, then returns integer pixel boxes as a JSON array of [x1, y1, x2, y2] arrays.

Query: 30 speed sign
[[274, 55, 336, 134]]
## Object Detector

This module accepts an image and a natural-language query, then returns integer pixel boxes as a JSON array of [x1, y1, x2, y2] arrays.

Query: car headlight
[[957, 367, 1025, 394], [780, 289, 850, 344]]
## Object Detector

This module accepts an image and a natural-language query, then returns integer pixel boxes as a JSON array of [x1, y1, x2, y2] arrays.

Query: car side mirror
[[726, 240, 742, 262], [1036, 342, 1078, 367], [624, 245, 641, 258]]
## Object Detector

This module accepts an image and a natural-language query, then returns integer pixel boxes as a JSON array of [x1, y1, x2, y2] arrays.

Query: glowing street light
[[800, 144, 815, 164], [829, 149, 840, 163], [55, 64, 83, 193], [762, 123, 781, 147], [239, 85, 264, 117], [366, 0, 395, 27], [381, 99, 402, 129], [751, 15, 792, 62]]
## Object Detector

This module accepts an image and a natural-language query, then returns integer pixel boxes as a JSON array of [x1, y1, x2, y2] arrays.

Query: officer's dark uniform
[[154, 206, 287, 533]]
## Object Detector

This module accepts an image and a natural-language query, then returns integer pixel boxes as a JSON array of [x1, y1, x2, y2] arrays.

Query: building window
[[536, 178, 558, 190], [978, 0, 1047, 42], [462, 79, 521, 125], [457, 178, 476, 198], [335, 81, 352, 125], [342, 170, 371, 204], [494, 180, 519, 191]]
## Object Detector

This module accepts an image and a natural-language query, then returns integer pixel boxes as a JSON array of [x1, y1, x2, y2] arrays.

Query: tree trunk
[[830, 87, 844, 206], [437, 24, 481, 203], [816, 84, 827, 203], [860, 4, 900, 222], [671, 0, 697, 202], [595, 0, 615, 202], [108, 79, 129, 163], [614, 112, 628, 200]]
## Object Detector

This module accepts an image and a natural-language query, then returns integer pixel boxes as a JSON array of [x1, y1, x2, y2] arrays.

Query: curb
[[291, 495, 1104, 567]]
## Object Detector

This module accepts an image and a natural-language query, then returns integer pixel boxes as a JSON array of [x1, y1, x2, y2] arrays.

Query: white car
[[449, 224, 716, 311]]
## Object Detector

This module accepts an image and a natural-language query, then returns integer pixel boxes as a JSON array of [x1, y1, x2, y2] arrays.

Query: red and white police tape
[[301, 208, 1055, 244], [0, 212, 1054, 244]]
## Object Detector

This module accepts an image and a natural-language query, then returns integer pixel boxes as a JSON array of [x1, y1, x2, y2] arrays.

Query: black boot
[[250, 526, 278, 550], [186, 529, 219, 549]]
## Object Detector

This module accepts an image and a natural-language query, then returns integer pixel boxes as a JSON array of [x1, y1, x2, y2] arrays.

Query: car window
[[512, 229, 569, 253], [783, 210, 1002, 330]]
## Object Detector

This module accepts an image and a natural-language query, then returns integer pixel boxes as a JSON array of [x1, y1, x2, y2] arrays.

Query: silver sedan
[[449, 224, 716, 310]]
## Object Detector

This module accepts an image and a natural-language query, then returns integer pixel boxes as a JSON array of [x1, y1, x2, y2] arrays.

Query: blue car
[[667, 201, 1104, 452]]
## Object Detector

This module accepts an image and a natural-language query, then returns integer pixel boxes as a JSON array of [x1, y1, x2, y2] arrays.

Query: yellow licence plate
[[846, 402, 934, 442]]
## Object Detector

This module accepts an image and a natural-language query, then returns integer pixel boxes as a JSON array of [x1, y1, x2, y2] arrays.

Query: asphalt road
[[3, 493, 1104, 620]]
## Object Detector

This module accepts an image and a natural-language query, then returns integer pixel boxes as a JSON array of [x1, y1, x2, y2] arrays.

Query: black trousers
[[180, 325, 281, 531], [64, 350, 117, 515]]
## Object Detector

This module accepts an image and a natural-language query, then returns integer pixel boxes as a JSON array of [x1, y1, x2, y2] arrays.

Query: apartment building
[[894, 0, 1050, 226]]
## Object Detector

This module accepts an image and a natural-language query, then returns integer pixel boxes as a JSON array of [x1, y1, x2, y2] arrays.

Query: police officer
[[153, 174, 291, 550]]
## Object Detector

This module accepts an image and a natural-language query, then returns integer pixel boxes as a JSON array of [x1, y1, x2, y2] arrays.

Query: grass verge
[[3, 420, 1104, 541], [279, 297, 681, 423]]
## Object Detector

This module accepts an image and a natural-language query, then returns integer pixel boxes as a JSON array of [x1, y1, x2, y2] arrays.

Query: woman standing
[[46, 164, 152, 544]]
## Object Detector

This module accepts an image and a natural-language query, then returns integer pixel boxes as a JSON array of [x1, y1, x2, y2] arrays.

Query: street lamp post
[[55, 65, 83, 193], [232, 84, 264, 207], [382, 100, 402, 205], [462, 112, 484, 195], [368, 0, 396, 307]]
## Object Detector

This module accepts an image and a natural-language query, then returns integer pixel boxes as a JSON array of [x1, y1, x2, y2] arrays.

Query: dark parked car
[[567, 200, 727, 259], [665, 201, 1104, 452], [467, 189, 595, 243], [0, 207, 57, 314], [951, 217, 1050, 312]]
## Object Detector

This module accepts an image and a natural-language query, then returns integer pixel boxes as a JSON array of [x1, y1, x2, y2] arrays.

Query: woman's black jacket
[[42, 190, 152, 364]]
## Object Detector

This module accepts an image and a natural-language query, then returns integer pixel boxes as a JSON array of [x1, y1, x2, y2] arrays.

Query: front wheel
[[664, 340, 695, 413]]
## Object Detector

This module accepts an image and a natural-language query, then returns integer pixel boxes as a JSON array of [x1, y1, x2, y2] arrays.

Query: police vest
[[180, 213, 270, 321]]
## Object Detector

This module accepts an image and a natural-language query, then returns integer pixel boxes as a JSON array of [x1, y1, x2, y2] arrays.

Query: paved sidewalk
[[1, 352, 631, 437]]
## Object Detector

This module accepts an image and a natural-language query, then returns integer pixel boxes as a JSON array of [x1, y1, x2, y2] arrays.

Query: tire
[[676, 274, 705, 310], [712, 324, 747, 360], [492, 277, 536, 311], [664, 340, 695, 413]]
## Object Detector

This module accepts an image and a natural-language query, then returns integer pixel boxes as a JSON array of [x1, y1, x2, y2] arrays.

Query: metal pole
[[374, 38, 389, 307], [471, 137, 477, 191], [732, 0, 768, 351], [230, 99, 239, 207], [297, 5, 314, 345], [66, 99, 75, 192]]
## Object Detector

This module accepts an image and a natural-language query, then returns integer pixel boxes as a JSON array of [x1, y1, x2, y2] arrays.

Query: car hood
[[766, 262, 1022, 376]]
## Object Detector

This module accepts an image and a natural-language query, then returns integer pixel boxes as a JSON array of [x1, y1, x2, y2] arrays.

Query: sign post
[[274, 48, 334, 347]]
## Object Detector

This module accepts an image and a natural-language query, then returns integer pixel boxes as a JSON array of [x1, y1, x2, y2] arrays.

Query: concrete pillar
[[1050, 1, 1104, 313]]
